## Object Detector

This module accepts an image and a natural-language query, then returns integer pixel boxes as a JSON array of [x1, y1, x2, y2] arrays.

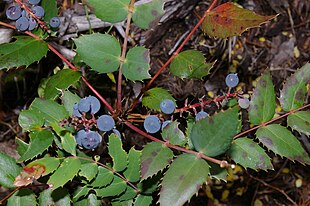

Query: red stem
[[129, 0, 218, 111]]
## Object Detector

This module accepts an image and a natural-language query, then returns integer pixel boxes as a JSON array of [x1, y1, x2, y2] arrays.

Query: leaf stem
[[234, 103, 310, 139], [129, 0, 218, 111], [117, 0, 136, 114]]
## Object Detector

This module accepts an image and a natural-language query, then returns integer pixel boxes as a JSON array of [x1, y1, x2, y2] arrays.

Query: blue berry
[[78, 98, 91, 113], [81, 131, 102, 150], [6, 5, 22, 20], [28, 0, 41, 5], [195, 111, 208, 121], [73, 103, 82, 117], [238, 98, 250, 109], [87, 95, 101, 114], [161, 120, 172, 131], [144, 115, 161, 134], [49, 17, 61, 29], [32, 6, 44, 18], [28, 16, 37, 31], [97, 115, 115, 132], [160, 99, 176, 114], [75, 129, 86, 146], [15, 17, 29, 31], [225, 73, 239, 88]]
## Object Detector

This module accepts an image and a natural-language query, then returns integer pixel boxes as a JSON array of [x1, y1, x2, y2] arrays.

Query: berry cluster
[[72, 95, 120, 150], [5, 0, 60, 32]]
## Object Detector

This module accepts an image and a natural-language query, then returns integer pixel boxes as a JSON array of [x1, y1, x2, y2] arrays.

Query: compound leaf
[[0, 152, 22, 188], [169, 50, 213, 79], [108, 134, 127, 172], [74, 33, 121, 73], [48, 157, 81, 189], [18, 130, 54, 162], [162, 121, 186, 146], [0, 36, 48, 70], [228, 138, 273, 171], [190, 107, 240, 157], [123, 147, 141, 182], [88, 0, 130, 23], [202, 2, 276, 38], [249, 72, 276, 125], [7, 188, 36, 206], [141, 142, 173, 180], [44, 69, 81, 100], [159, 153, 210, 206], [142, 88, 175, 111], [132, 0, 165, 29], [279, 63, 310, 111], [287, 111, 310, 135], [256, 124, 310, 165], [123, 46, 151, 81]]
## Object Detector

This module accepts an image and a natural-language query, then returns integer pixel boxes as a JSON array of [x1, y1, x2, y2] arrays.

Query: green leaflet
[[0, 36, 48, 70], [18, 110, 44, 132], [249, 71, 276, 125], [79, 163, 98, 181], [190, 107, 240, 157], [41, 0, 59, 22], [95, 176, 127, 197], [7, 188, 36, 206], [161, 121, 186, 146], [141, 142, 174, 180], [39, 188, 71, 206], [0, 152, 22, 188], [123, 147, 141, 182], [134, 195, 153, 206], [228, 138, 273, 171], [159, 153, 210, 206], [279, 63, 310, 111], [108, 134, 128, 172], [287, 111, 310, 135], [48, 157, 81, 189], [90, 166, 114, 188], [142, 88, 175, 111], [256, 124, 310, 165]]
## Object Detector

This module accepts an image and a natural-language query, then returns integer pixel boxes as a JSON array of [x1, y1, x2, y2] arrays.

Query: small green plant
[[0, 0, 309, 205]]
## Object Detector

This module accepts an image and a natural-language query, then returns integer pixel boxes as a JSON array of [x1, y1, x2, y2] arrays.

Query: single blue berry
[[144, 115, 161, 134], [160, 99, 176, 114], [97, 115, 115, 132]]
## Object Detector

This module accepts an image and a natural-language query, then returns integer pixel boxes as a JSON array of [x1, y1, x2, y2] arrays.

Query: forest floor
[[0, 0, 309, 205]]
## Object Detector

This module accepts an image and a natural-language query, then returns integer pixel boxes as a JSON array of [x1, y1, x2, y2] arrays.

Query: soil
[[0, 0, 309, 205]]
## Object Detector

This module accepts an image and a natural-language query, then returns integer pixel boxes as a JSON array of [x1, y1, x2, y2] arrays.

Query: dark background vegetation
[[0, 0, 309, 205]]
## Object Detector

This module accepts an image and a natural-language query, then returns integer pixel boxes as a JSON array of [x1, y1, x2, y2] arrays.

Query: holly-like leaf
[[141, 142, 174, 180], [287, 111, 310, 136], [87, 0, 130, 23], [135, 194, 153, 206], [159, 153, 210, 206], [228, 138, 273, 171], [41, 0, 58, 22], [44, 69, 81, 100], [95, 176, 127, 197], [26, 157, 60, 176], [108, 134, 127, 172], [249, 72, 276, 125], [114, 186, 137, 201], [123, 147, 141, 182], [256, 124, 310, 165], [7, 188, 36, 206], [169, 50, 213, 79], [73, 186, 91, 202], [74, 33, 121, 73], [18, 130, 54, 162], [15, 138, 29, 157], [0, 36, 48, 70], [79, 163, 98, 181], [90, 166, 114, 188], [142, 88, 175, 111], [279, 63, 310, 112], [48, 157, 81, 189], [18, 109, 44, 131], [51, 122, 76, 156], [0, 152, 22, 188], [14, 164, 46, 187], [61, 90, 81, 116], [30, 98, 69, 125], [132, 0, 165, 29], [202, 2, 276, 38], [162, 121, 186, 146], [122, 46, 151, 81], [190, 107, 240, 157]]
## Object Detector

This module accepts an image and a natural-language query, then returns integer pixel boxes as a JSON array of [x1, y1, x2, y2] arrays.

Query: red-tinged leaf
[[202, 3, 276, 38], [14, 164, 46, 187]]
